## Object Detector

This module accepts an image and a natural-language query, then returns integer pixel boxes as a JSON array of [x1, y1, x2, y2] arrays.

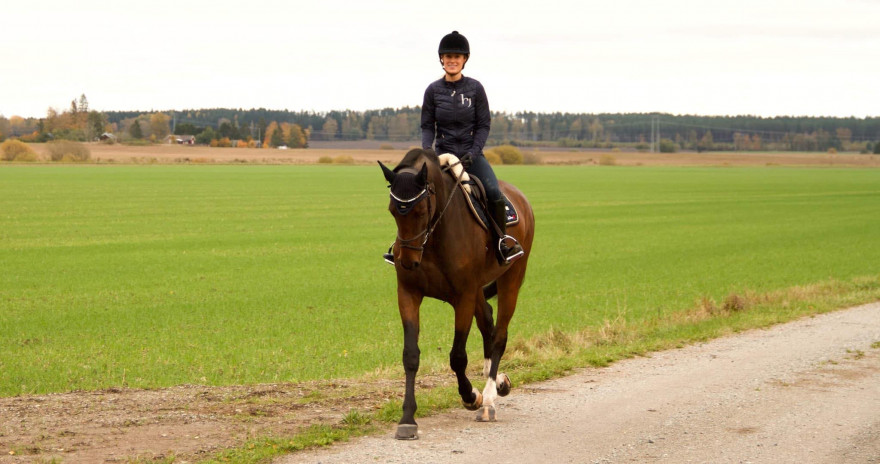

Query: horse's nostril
[[412, 261, 420, 269]]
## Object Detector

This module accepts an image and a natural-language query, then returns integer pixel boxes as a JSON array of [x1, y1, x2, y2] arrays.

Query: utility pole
[[650, 115, 660, 153]]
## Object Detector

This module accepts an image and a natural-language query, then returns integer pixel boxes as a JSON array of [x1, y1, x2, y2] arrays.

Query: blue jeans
[[465, 154, 502, 205]]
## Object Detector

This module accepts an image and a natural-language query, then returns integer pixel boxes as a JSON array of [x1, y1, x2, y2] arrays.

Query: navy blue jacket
[[420, 76, 490, 157]]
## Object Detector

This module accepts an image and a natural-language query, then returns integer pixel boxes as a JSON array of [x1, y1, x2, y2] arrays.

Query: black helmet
[[438, 31, 470, 56]]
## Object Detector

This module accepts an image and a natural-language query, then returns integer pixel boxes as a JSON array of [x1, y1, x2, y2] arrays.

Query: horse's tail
[[482, 281, 498, 300]]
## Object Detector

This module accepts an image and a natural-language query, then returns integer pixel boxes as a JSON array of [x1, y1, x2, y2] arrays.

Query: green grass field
[[2, 164, 879, 397]]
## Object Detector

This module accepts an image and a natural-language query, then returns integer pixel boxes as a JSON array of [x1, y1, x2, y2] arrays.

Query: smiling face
[[441, 53, 467, 81]]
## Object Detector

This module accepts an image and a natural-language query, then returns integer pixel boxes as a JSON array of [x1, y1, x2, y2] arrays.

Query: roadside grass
[[2, 164, 880, 461], [190, 275, 880, 464]]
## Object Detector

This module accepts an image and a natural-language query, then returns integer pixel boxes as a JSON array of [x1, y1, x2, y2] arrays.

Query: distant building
[[164, 135, 195, 145], [99, 132, 117, 142]]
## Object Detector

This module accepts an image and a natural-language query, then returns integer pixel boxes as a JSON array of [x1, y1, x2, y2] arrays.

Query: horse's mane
[[395, 148, 439, 172]]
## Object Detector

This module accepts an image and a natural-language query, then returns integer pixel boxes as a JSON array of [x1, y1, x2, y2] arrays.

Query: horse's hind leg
[[477, 261, 528, 422], [451, 294, 482, 411], [473, 292, 495, 378]]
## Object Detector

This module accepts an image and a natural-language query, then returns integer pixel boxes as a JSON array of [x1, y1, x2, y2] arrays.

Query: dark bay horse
[[379, 148, 535, 440]]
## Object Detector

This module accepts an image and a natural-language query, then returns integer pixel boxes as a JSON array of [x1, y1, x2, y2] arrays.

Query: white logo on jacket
[[460, 94, 472, 108]]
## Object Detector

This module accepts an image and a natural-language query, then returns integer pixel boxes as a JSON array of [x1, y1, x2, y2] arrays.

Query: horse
[[378, 148, 535, 440]]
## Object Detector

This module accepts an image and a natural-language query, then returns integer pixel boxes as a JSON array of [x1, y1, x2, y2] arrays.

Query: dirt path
[[279, 302, 880, 464]]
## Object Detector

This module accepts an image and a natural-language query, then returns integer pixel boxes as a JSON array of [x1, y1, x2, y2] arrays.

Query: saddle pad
[[463, 190, 519, 231], [438, 153, 519, 230]]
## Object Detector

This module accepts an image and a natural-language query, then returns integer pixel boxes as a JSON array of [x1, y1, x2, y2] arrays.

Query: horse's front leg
[[451, 294, 482, 411], [396, 287, 423, 440]]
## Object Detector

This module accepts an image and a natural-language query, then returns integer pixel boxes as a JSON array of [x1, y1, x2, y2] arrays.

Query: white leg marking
[[482, 377, 498, 408], [483, 358, 492, 378]]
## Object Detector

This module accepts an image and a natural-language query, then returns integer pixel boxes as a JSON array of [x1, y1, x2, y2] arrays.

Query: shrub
[[47, 140, 91, 162], [484, 151, 502, 165], [14, 151, 38, 162], [379, 144, 394, 150], [659, 138, 677, 153], [874, 141, 880, 155], [487, 145, 524, 165], [827, 147, 837, 155], [1, 139, 38, 161], [332, 155, 354, 164], [598, 154, 616, 166], [556, 137, 579, 148]]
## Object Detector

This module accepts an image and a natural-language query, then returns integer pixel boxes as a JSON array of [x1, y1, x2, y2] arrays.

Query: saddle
[[438, 154, 519, 231]]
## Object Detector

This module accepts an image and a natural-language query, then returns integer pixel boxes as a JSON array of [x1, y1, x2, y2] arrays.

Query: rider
[[384, 30, 523, 266]]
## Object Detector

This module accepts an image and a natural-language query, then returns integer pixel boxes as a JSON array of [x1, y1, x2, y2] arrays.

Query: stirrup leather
[[497, 235, 524, 264]]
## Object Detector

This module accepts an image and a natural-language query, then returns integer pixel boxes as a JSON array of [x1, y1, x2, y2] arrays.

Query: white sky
[[2, 0, 879, 119]]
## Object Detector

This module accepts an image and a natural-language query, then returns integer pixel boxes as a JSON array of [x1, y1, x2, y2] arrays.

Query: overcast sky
[[2, 0, 878, 119]]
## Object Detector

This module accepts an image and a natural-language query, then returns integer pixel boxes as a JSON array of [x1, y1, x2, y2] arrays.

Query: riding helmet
[[438, 31, 470, 56]]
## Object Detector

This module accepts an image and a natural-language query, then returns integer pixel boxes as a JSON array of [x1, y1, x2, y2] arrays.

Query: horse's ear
[[418, 163, 428, 185], [378, 161, 395, 184]]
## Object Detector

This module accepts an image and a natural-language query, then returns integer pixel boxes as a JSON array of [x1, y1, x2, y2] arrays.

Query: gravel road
[[278, 302, 880, 464]]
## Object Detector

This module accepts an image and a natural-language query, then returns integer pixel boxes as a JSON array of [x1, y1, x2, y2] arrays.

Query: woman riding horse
[[379, 147, 535, 439], [384, 30, 523, 266]]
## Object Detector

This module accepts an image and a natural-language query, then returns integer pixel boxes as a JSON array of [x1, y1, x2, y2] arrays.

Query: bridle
[[391, 160, 467, 259]]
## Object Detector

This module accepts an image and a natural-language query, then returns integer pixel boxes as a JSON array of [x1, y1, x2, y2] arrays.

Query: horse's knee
[[403, 346, 420, 372], [449, 350, 468, 373]]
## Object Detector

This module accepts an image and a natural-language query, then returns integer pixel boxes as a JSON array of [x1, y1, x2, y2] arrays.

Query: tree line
[[106, 108, 880, 153], [2, 100, 879, 153]]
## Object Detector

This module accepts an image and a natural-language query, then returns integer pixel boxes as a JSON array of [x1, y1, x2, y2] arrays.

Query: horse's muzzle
[[399, 256, 421, 270]]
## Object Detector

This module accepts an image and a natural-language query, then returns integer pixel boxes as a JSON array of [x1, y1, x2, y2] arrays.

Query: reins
[[394, 158, 467, 257]]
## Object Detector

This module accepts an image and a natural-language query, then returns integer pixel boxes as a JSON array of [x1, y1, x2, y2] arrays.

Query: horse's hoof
[[475, 405, 496, 422], [462, 388, 483, 411], [395, 424, 419, 440], [497, 373, 512, 397]]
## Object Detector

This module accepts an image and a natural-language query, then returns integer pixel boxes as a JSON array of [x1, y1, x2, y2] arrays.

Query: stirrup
[[497, 235, 524, 264], [383, 242, 395, 265]]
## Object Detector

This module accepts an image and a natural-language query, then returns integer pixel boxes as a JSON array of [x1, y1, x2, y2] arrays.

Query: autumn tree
[[588, 118, 603, 144], [568, 117, 583, 141], [321, 117, 339, 141], [387, 113, 411, 141], [697, 131, 714, 152], [0, 116, 10, 141], [150, 113, 171, 140], [282, 122, 307, 148], [264, 121, 283, 147], [340, 112, 364, 140]]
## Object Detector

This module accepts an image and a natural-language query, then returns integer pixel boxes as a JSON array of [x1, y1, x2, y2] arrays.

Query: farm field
[[1, 159, 880, 461], [27, 141, 880, 167], [3, 162, 880, 394]]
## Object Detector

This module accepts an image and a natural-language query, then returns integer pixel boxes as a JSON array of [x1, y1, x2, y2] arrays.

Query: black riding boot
[[491, 199, 524, 265], [383, 241, 394, 265]]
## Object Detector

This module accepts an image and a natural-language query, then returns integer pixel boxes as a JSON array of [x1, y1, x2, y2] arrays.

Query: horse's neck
[[431, 173, 480, 244]]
